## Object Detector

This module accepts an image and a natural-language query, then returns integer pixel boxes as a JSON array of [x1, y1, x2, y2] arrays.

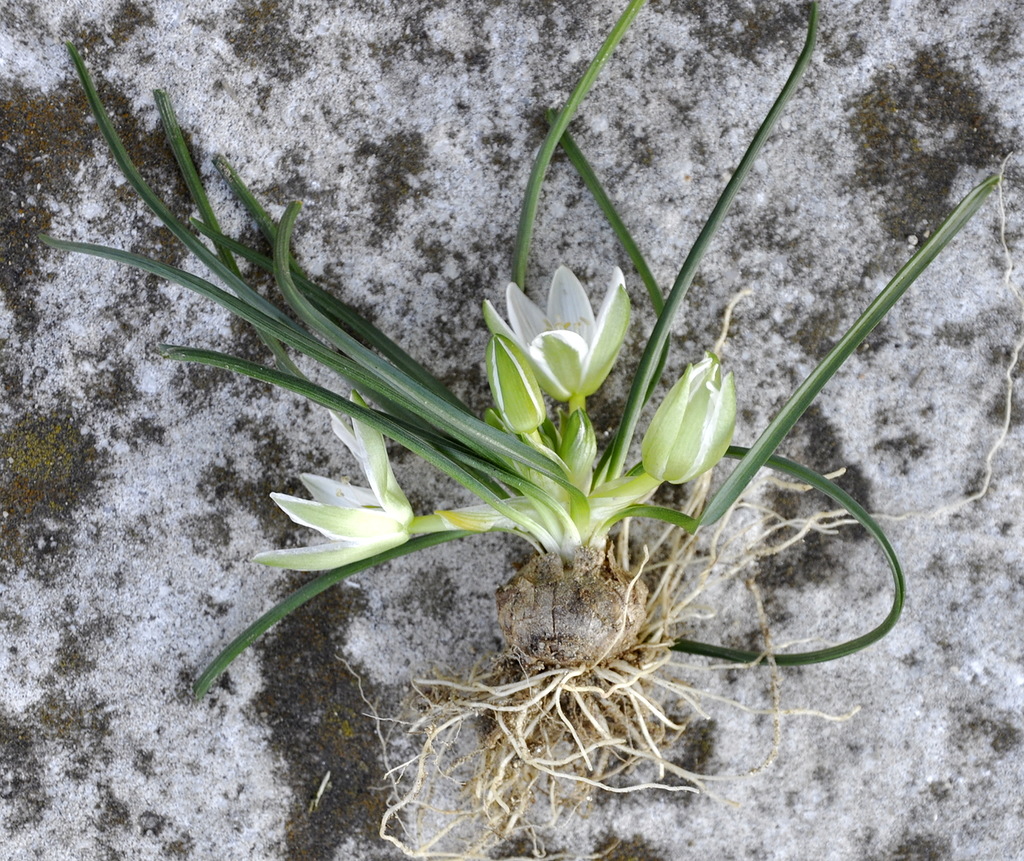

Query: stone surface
[[2, 1, 1023, 859]]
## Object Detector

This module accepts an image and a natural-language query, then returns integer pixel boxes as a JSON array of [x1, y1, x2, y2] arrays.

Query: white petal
[[299, 473, 378, 508], [482, 299, 518, 342], [529, 329, 589, 399], [547, 266, 595, 341], [505, 282, 548, 344], [330, 410, 363, 462], [580, 279, 630, 395], [253, 533, 409, 571], [271, 492, 406, 540]]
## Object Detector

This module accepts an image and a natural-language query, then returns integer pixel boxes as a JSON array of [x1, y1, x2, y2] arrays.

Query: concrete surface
[[2, 0, 1022, 858]]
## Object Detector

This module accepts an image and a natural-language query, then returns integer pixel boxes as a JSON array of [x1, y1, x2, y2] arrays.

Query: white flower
[[254, 394, 413, 571], [483, 265, 630, 403]]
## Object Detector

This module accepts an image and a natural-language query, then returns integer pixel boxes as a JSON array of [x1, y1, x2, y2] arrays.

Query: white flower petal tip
[[488, 265, 631, 402]]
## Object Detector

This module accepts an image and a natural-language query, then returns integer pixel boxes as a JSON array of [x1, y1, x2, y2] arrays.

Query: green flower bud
[[557, 408, 597, 491], [486, 334, 546, 434], [641, 352, 736, 484]]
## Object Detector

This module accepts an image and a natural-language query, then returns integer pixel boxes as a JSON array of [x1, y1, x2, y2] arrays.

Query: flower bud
[[486, 334, 546, 434], [641, 352, 736, 484], [557, 409, 597, 491]]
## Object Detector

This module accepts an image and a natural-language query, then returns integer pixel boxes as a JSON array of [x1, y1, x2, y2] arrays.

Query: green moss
[[848, 47, 1010, 241], [247, 571, 389, 858], [225, 0, 313, 85], [0, 411, 103, 579], [0, 81, 95, 336]]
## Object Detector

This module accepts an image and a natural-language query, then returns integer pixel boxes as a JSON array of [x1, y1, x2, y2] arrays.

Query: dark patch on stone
[[0, 411, 103, 581], [3, 47, 192, 341], [958, 705, 1022, 756], [755, 406, 873, 612], [54, 625, 100, 677], [1, 80, 97, 336], [980, 9, 1023, 65], [138, 809, 167, 837], [782, 403, 873, 507], [249, 572, 391, 858], [871, 833, 951, 861], [0, 708, 49, 829], [108, 0, 156, 45], [872, 432, 930, 476], [681, 1, 808, 61], [126, 416, 167, 448], [355, 130, 431, 245], [593, 833, 669, 861], [133, 748, 156, 777], [370, 15, 458, 72], [848, 47, 1011, 241], [32, 689, 114, 787], [97, 782, 133, 835], [225, 0, 313, 83]]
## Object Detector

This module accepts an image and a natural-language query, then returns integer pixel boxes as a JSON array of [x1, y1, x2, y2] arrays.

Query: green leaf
[[700, 171, 1001, 527], [192, 170, 469, 413], [545, 108, 663, 313], [672, 446, 904, 665], [193, 532, 471, 699], [511, 0, 649, 287], [598, 2, 819, 484]]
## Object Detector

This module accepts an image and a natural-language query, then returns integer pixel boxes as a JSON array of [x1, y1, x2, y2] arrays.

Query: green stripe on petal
[[530, 330, 588, 399], [252, 534, 410, 571], [270, 493, 408, 540]]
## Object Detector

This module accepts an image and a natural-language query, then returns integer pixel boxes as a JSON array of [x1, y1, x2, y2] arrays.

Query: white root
[[374, 469, 857, 860]]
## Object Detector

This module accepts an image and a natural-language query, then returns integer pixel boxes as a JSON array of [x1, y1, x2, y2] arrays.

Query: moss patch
[[356, 130, 431, 246], [225, 0, 313, 85], [848, 46, 1011, 241], [0, 411, 103, 580], [681, 0, 808, 61], [249, 573, 390, 858], [1, 81, 96, 336]]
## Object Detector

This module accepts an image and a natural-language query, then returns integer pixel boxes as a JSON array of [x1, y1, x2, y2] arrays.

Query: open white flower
[[483, 265, 630, 405], [254, 394, 414, 571]]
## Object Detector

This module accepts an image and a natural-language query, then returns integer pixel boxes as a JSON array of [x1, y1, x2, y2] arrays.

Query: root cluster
[[377, 473, 856, 859]]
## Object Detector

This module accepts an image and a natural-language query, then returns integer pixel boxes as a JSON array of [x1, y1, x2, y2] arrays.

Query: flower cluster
[[259, 266, 736, 567]]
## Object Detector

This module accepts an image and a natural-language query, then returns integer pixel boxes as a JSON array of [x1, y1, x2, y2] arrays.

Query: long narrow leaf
[[700, 172, 1001, 526], [153, 91, 300, 377], [511, 0, 649, 287], [65, 44, 304, 334], [43, 232, 568, 482], [160, 344, 513, 507], [65, 44, 537, 473], [545, 108, 663, 312], [672, 446, 904, 665], [601, 504, 698, 534], [194, 531, 472, 698], [201, 160, 469, 412], [598, 3, 819, 484]]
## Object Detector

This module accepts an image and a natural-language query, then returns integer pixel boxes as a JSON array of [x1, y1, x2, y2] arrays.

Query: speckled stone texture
[[2, 1, 1022, 859]]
